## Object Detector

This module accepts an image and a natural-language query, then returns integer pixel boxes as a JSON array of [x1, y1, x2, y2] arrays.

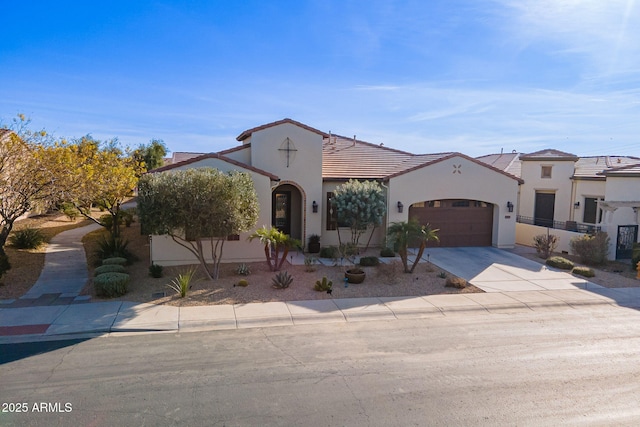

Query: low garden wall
[[515, 222, 589, 256]]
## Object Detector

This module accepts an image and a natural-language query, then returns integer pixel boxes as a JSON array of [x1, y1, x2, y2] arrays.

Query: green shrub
[[437, 272, 447, 279], [445, 276, 467, 289], [167, 268, 197, 297], [272, 271, 293, 289], [546, 256, 574, 270], [9, 228, 46, 249], [359, 256, 380, 267], [632, 243, 640, 272], [304, 256, 317, 272], [237, 278, 249, 287], [120, 208, 136, 227], [149, 263, 163, 278], [0, 253, 11, 281], [94, 264, 126, 276], [59, 202, 80, 221], [314, 276, 333, 292], [570, 232, 610, 265], [572, 266, 595, 278], [319, 246, 338, 258], [380, 247, 395, 257], [102, 257, 128, 266], [236, 263, 250, 276], [533, 234, 558, 259], [94, 272, 129, 297], [95, 236, 135, 263]]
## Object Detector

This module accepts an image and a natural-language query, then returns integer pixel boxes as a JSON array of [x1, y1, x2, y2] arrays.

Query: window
[[583, 197, 603, 224], [541, 165, 552, 179], [451, 200, 470, 207], [326, 192, 336, 230]]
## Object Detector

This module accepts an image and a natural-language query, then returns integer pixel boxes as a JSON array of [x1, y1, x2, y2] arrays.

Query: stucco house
[[478, 149, 640, 260], [149, 118, 523, 266]]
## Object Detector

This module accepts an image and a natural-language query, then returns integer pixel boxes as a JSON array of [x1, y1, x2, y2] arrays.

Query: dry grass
[[83, 223, 482, 306], [0, 214, 92, 299]]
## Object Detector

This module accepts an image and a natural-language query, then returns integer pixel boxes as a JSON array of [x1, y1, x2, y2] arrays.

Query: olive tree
[[332, 179, 387, 251], [137, 168, 259, 280]]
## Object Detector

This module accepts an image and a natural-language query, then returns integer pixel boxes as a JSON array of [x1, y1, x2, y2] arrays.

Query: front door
[[616, 225, 638, 259], [534, 192, 555, 227], [272, 191, 291, 235]]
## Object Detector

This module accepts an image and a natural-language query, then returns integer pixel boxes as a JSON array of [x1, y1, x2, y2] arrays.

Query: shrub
[[572, 266, 595, 278], [380, 247, 395, 257], [120, 208, 136, 227], [149, 263, 163, 278], [237, 278, 249, 287], [95, 236, 135, 263], [631, 243, 640, 272], [376, 261, 402, 285], [94, 272, 129, 297], [359, 256, 380, 267], [314, 276, 333, 292], [445, 276, 467, 289], [437, 272, 447, 279], [271, 271, 293, 289], [570, 232, 610, 265], [546, 256, 574, 270], [319, 246, 338, 258], [0, 253, 11, 281], [533, 234, 558, 259], [59, 202, 80, 221], [304, 256, 317, 272], [9, 228, 46, 249], [102, 257, 128, 266], [236, 263, 251, 276], [94, 264, 126, 276], [167, 268, 197, 298]]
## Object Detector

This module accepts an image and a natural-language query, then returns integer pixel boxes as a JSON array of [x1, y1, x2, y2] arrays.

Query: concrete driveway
[[422, 246, 601, 293]]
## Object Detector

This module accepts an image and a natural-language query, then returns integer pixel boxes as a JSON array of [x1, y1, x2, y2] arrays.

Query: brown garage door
[[409, 199, 493, 247]]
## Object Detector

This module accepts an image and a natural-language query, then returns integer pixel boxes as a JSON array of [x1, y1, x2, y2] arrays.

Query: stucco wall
[[573, 179, 606, 223], [515, 222, 597, 257], [249, 123, 324, 244], [387, 155, 519, 248], [519, 160, 575, 222]]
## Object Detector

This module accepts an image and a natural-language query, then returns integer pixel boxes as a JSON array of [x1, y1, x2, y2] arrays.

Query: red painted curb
[[0, 324, 50, 336]]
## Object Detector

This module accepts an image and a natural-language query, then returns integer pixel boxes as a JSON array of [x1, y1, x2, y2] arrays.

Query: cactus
[[314, 276, 333, 292]]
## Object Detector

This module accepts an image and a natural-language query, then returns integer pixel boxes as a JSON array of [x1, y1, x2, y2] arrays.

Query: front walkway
[[8, 223, 102, 307]]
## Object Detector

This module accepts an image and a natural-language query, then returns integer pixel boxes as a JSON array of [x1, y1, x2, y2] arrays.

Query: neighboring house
[[478, 149, 640, 260], [148, 118, 523, 266]]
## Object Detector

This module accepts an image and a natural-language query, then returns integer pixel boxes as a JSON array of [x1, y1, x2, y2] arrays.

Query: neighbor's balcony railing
[[516, 215, 601, 234]]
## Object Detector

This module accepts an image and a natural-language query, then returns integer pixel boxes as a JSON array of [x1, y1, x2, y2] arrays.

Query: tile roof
[[148, 152, 279, 180], [476, 153, 521, 178], [236, 118, 329, 141], [321, 134, 452, 179], [519, 148, 579, 161], [597, 162, 640, 177], [573, 156, 640, 179]]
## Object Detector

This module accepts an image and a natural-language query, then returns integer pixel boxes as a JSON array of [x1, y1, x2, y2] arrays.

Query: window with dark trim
[[227, 234, 240, 241], [583, 197, 602, 224], [541, 165, 552, 179]]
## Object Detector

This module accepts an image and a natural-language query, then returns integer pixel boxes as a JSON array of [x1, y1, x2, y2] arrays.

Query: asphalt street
[[3, 305, 640, 426]]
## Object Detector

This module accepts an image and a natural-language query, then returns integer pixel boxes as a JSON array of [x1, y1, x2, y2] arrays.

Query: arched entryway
[[272, 183, 303, 241], [409, 199, 494, 247]]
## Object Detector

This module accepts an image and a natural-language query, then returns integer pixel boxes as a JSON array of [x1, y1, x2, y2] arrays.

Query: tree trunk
[[410, 241, 426, 274], [399, 247, 409, 273], [0, 224, 12, 258], [277, 246, 290, 270]]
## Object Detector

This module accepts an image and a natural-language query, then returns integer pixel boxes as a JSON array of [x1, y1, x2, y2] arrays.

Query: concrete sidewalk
[[3, 288, 640, 342]]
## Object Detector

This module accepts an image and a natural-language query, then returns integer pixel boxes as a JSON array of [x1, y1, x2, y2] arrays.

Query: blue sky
[[2, 0, 639, 157]]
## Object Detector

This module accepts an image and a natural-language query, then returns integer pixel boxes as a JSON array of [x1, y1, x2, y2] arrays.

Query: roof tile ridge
[[329, 133, 415, 155]]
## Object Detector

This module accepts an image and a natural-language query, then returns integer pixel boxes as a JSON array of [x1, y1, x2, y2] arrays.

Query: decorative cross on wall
[[453, 164, 462, 174], [278, 138, 298, 168]]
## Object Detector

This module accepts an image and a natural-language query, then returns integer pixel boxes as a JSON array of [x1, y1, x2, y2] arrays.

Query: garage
[[409, 199, 493, 247]]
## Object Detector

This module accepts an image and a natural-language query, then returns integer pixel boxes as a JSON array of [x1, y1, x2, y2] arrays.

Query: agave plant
[[271, 271, 293, 289]]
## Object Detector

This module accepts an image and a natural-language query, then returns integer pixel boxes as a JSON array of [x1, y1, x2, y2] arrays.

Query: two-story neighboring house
[[478, 149, 640, 260]]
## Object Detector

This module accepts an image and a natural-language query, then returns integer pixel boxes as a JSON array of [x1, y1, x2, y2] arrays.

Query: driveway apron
[[421, 247, 602, 293]]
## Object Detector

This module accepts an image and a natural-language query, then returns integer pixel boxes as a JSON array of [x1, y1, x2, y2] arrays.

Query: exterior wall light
[[574, 201, 580, 209], [397, 201, 404, 213], [312, 200, 318, 213], [507, 201, 514, 213]]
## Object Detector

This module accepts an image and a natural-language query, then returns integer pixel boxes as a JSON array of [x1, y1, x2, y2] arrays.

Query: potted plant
[[345, 267, 366, 284], [308, 234, 321, 253]]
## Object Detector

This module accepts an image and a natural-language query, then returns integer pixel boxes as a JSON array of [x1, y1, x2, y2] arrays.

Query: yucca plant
[[271, 271, 293, 289], [9, 227, 46, 249], [167, 267, 198, 298]]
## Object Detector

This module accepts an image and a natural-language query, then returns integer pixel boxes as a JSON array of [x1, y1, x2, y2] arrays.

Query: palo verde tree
[[387, 219, 439, 273], [137, 168, 259, 280], [331, 179, 387, 251], [61, 136, 145, 238], [0, 116, 66, 271]]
